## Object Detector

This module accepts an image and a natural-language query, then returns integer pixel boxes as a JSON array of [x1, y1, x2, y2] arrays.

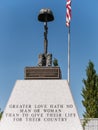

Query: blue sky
[[0, 0, 98, 118]]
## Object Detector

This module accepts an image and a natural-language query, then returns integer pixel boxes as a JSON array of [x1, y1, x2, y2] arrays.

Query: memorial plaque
[[0, 80, 83, 130], [24, 67, 62, 79]]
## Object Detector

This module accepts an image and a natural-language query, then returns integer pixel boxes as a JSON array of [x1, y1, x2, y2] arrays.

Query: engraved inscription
[[5, 104, 76, 122]]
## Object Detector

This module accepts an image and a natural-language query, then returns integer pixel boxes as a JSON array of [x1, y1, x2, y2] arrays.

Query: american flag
[[66, 0, 71, 27]]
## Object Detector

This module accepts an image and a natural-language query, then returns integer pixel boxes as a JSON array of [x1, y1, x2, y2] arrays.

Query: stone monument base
[[0, 80, 83, 130]]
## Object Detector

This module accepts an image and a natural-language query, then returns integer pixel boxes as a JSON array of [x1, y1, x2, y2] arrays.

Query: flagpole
[[68, 26, 70, 85], [66, 0, 71, 85]]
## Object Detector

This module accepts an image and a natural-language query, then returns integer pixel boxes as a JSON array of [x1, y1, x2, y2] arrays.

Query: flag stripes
[[66, 0, 71, 27]]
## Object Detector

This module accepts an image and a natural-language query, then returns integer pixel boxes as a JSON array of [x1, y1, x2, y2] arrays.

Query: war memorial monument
[[0, 9, 83, 130]]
